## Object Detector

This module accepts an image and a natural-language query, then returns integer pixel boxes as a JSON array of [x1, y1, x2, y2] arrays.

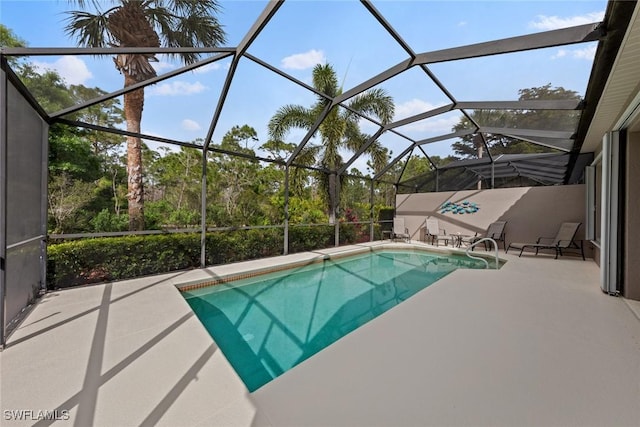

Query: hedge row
[[47, 224, 380, 289]]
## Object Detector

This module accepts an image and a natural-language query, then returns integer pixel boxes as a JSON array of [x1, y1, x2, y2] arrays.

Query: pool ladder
[[465, 238, 499, 269]]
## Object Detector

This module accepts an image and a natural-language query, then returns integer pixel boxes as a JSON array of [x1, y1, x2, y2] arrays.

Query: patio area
[[1, 242, 639, 427]]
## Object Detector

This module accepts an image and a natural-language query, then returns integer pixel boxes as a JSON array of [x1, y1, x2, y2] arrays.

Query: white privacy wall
[[395, 185, 591, 257]]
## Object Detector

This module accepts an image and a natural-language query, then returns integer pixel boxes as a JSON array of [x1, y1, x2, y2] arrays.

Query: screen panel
[[3, 78, 47, 331]]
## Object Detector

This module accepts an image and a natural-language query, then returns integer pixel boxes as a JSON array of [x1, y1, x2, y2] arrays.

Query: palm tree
[[269, 63, 394, 224], [65, 0, 226, 230]]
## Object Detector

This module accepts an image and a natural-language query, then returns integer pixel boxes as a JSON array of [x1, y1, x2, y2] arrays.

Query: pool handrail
[[465, 238, 499, 269]]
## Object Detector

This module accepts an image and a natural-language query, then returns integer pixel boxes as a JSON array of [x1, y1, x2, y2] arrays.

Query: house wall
[[624, 130, 640, 300], [396, 185, 593, 259]]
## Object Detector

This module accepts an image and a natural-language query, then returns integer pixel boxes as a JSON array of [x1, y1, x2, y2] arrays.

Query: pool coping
[[176, 241, 504, 293]]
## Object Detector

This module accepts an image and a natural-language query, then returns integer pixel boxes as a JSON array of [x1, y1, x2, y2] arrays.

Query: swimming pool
[[181, 248, 499, 391]]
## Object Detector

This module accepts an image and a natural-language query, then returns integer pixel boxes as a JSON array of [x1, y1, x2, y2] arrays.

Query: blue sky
[[1, 0, 607, 174]]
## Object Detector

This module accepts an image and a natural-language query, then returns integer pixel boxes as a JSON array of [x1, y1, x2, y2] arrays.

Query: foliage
[[0, 24, 26, 68], [211, 126, 266, 225], [47, 224, 380, 288], [269, 195, 327, 224], [90, 209, 129, 232], [397, 156, 433, 183], [64, 0, 227, 230], [5, 23, 398, 240], [17, 64, 75, 113], [49, 128, 103, 181], [268, 63, 395, 223], [47, 234, 202, 288], [451, 84, 581, 158], [48, 173, 96, 233]]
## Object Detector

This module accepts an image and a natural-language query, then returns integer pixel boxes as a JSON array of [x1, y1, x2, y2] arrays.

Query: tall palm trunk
[[124, 74, 145, 230], [108, 2, 159, 230], [66, 0, 227, 231]]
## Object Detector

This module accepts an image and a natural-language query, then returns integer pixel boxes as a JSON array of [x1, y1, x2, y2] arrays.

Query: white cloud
[[151, 59, 226, 75], [148, 81, 207, 96], [457, 21, 467, 27], [359, 99, 458, 136], [193, 62, 223, 74], [529, 11, 604, 31], [552, 44, 597, 60], [394, 99, 445, 120], [393, 99, 458, 133], [552, 49, 568, 59], [281, 49, 326, 70], [32, 56, 93, 85], [572, 44, 598, 60], [408, 115, 460, 134], [181, 119, 201, 131], [151, 61, 175, 73]]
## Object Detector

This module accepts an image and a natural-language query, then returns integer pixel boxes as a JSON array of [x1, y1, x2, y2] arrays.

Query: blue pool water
[[182, 249, 495, 391]]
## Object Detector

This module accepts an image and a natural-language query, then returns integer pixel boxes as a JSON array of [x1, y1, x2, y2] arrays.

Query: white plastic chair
[[392, 217, 410, 242]]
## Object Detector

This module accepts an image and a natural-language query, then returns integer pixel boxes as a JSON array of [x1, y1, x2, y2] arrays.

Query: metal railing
[[465, 238, 499, 269]]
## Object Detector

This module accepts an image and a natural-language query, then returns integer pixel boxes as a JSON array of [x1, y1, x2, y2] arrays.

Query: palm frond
[[290, 145, 322, 195], [268, 105, 315, 141], [64, 10, 111, 47], [66, 0, 226, 64], [290, 144, 321, 169], [365, 140, 390, 174], [145, 0, 226, 64], [312, 63, 339, 99], [343, 128, 368, 153], [318, 107, 347, 152], [347, 87, 395, 125], [343, 117, 363, 142], [67, 0, 108, 10], [342, 124, 389, 174]]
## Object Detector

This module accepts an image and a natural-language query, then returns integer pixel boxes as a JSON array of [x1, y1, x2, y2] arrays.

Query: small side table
[[454, 234, 471, 248], [382, 230, 393, 241]]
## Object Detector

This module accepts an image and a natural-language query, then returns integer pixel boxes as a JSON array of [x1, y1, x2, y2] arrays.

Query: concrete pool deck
[[1, 242, 639, 426]]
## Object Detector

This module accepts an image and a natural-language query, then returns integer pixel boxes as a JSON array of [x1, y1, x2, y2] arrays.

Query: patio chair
[[506, 222, 584, 260], [392, 217, 410, 242], [462, 221, 507, 251], [425, 218, 449, 246]]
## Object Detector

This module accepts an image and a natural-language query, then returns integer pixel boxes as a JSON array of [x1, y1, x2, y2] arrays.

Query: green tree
[[17, 64, 74, 113], [340, 168, 369, 220], [451, 84, 581, 158], [0, 24, 27, 69], [69, 85, 125, 156], [451, 110, 513, 158], [4, 26, 130, 232], [399, 156, 432, 182], [261, 138, 297, 162], [515, 84, 580, 131], [65, 0, 226, 230], [48, 173, 95, 233], [268, 63, 394, 224], [210, 126, 266, 225], [146, 145, 202, 226]]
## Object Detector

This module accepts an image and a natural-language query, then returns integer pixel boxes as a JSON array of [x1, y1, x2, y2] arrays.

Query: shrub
[[90, 209, 129, 232], [47, 234, 201, 288], [47, 224, 383, 289]]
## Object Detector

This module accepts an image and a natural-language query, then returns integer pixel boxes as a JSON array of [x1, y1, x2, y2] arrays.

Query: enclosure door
[[0, 69, 48, 345]]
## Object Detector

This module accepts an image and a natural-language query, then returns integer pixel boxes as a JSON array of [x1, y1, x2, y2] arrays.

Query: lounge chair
[[392, 217, 410, 242], [425, 218, 449, 246], [462, 221, 507, 250], [506, 222, 584, 260]]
